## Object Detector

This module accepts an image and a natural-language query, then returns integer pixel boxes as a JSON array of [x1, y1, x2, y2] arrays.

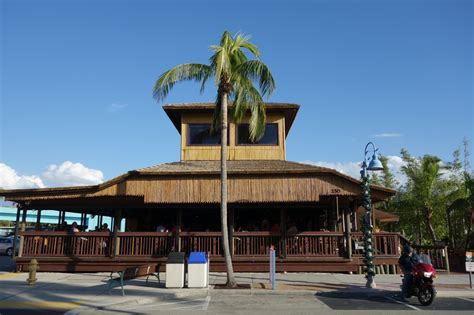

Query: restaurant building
[[0, 103, 403, 273]]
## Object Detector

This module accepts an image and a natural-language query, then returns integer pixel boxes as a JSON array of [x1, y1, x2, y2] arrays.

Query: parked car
[[0, 236, 20, 256]]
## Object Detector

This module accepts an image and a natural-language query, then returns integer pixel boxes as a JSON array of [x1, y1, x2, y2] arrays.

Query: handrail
[[19, 231, 404, 259]]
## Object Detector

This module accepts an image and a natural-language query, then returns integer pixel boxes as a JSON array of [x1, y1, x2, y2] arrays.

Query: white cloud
[[42, 161, 104, 187], [301, 160, 362, 179], [108, 102, 128, 112], [0, 163, 45, 189], [301, 155, 407, 186], [371, 133, 402, 138]]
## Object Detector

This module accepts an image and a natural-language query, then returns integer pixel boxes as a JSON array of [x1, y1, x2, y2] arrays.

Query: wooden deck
[[16, 231, 403, 273]]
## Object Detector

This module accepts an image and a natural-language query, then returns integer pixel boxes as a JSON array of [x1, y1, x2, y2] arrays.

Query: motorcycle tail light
[[423, 272, 433, 277]]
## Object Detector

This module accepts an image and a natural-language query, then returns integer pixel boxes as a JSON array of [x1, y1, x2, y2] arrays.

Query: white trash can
[[166, 252, 185, 288], [187, 252, 209, 288]]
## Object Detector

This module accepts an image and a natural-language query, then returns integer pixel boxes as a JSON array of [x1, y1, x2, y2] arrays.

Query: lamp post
[[361, 142, 384, 288]]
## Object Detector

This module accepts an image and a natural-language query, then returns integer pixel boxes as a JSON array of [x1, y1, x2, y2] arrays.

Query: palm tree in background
[[153, 31, 275, 286]]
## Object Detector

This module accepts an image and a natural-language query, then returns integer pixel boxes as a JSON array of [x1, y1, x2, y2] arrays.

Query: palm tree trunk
[[424, 209, 437, 244], [220, 92, 236, 286]]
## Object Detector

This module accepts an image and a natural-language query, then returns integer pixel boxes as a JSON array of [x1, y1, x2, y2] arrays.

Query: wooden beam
[[18, 208, 27, 258], [280, 208, 287, 258], [36, 210, 41, 230], [229, 207, 234, 257], [344, 207, 352, 259], [12, 205, 21, 258], [111, 209, 122, 258], [176, 209, 182, 251]]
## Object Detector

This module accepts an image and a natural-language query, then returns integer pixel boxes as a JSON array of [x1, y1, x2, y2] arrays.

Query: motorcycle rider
[[398, 244, 417, 301]]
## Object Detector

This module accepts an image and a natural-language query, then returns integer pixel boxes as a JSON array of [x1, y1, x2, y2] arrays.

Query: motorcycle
[[402, 262, 437, 306]]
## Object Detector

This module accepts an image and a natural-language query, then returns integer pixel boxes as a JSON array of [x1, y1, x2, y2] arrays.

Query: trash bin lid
[[188, 252, 207, 264], [168, 252, 185, 264]]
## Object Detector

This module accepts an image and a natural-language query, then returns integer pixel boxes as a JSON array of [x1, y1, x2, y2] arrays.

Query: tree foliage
[[387, 140, 473, 249]]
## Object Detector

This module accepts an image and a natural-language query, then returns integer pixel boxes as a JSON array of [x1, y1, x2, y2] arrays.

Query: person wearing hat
[[398, 244, 416, 301]]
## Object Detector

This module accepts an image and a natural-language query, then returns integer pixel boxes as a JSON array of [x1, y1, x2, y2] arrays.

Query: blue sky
[[0, 0, 472, 188]]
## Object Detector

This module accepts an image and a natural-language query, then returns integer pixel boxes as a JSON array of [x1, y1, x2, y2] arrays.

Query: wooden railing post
[[344, 208, 352, 259], [36, 210, 41, 231], [18, 208, 27, 258], [176, 209, 182, 252], [280, 208, 287, 258], [229, 208, 234, 257], [114, 236, 121, 256], [12, 205, 21, 259], [111, 209, 122, 258], [444, 245, 450, 273]]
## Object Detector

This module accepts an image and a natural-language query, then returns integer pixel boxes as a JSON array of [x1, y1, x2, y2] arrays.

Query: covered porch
[[1, 160, 401, 273]]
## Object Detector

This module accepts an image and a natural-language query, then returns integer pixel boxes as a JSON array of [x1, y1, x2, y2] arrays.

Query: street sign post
[[466, 251, 473, 289], [269, 245, 276, 290]]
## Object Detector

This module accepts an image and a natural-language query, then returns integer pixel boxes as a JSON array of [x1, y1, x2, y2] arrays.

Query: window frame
[[235, 123, 279, 146], [186, 123, 229, 146]]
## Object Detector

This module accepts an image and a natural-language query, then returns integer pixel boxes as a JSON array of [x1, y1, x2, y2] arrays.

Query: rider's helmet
[[402, 244, 413, 255]]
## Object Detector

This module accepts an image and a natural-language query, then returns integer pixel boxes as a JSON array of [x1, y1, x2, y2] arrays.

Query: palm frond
[[153, 64, 211, 101], [211, 46, 231, 85], [231, 78, 266, 140], [235, 60, 275, 97]]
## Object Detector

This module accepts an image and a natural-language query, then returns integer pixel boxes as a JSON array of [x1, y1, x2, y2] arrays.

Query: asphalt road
[[316, 291, 474, 312], [0, 256, 472, 314], [61, 293, 474, 314]]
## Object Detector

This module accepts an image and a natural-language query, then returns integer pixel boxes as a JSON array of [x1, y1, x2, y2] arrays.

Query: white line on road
[[457, 297, 474, 303], [201, 295, 210, 310], [385, 296, 422, 311], [154, 297, 209, 307]]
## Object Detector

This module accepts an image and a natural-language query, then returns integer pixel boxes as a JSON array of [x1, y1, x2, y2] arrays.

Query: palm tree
[[400, 150, 446, 244], [153, 31, 275, 286]]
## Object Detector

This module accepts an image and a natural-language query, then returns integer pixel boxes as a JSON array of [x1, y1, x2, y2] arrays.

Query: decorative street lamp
[[361, 142, 384, 288]]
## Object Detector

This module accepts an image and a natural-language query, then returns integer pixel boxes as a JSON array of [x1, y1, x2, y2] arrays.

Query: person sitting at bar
[[270, 223, 280, 233], [101, 223, 110, 232], [156, 223, 167, 232], [287, 222, 298, 234], [71, 222, 80, 233]]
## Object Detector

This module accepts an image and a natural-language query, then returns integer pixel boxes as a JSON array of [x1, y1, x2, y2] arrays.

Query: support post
[[229, 208, 234, 257], [57, 211, 62, 227], [280, 208, 287, 258], [352, 202, 358, 232], [111, 209, 122, 258], [61, 211, 66, 224], [176, 209, 182, 252], [444, 245, 451, 273], [18, 208, 27, 258], [12, 205, 21, 258], [35, 210, 41, 231], [345, 207, 352, 259]]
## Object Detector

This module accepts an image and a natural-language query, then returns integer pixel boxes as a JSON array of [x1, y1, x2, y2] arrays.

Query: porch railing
[[19, 231, 402, 259], [180, 232, 222, 256], [351, 232, 401, 256], [21, 231, 112, 257], [118, 232, 174, 256]]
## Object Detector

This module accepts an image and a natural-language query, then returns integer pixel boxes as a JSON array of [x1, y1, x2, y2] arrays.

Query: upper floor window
[[187, 124, 222, 145], [237, 123, 279, 145]]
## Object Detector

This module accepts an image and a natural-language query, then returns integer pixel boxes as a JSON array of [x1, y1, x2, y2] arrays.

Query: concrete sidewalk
[[0, 271, 472, 314]]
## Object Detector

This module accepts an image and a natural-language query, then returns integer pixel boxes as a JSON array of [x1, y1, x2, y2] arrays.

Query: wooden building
[[0, 103, 404, 273]]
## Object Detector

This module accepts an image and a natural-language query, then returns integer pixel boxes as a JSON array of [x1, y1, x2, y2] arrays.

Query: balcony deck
[[15, 231, 404, 273]]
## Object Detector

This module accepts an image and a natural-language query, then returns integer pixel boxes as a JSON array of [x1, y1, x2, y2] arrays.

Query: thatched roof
[[0, 160, 395, 208], [163, 102, 300, 136]]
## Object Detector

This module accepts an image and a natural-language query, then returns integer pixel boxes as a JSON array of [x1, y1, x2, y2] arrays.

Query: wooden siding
[[181, 112, 285, 161], [3, 173, 380, 204]]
